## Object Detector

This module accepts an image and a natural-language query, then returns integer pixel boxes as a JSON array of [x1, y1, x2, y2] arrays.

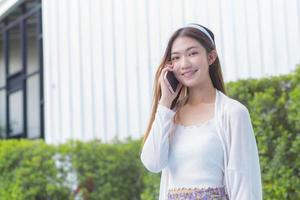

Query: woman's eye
[[189, 52, 198, 56], [171, 56, 179, 61]]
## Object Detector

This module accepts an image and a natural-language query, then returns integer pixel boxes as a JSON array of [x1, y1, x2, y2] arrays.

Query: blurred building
[[0, 0, 299, 143]]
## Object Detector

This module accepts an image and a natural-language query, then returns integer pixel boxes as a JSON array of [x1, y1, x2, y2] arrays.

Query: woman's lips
[[182, 69, 198, 78]]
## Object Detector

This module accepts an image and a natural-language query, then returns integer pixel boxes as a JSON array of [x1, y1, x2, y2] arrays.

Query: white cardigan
[[140, 89, 263, 200]]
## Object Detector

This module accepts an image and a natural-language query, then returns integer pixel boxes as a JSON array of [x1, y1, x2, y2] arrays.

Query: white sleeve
[[140, 104, 176, 173], [227, 104, 263, 200]]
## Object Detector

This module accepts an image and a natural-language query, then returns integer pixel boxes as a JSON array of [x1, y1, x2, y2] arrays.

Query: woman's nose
[[180, 56, 192, 69]]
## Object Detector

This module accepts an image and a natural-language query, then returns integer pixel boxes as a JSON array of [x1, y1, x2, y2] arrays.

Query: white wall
[[0, 0, 24, 21], [42, 0, 300, 144]]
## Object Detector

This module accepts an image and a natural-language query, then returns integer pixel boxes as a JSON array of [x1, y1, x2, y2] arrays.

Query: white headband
[[183, 24, 215, 46]]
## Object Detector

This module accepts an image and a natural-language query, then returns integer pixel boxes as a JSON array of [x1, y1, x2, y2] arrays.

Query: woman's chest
[[171, 123, 218, 151], [176, 104, 215, 126], [169, 123, 224, 168]]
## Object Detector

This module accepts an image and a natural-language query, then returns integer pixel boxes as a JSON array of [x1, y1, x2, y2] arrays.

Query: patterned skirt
[[167, 186, 229, 200]]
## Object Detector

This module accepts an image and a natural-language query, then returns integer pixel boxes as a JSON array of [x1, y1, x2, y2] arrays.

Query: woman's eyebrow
[[171, 46, 198, 55]]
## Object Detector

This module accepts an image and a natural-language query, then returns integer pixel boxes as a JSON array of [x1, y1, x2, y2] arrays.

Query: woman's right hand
[[159, 64, 183, 108]]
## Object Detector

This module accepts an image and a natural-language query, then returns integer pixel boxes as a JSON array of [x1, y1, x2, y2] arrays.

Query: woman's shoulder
[[218, 91, 249, 117]]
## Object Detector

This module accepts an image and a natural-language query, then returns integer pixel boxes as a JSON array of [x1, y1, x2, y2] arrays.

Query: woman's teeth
[[183, 69, 198, 78]]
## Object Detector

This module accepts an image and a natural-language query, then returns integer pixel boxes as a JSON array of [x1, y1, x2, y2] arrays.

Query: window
[[0, 0, 43, 139]]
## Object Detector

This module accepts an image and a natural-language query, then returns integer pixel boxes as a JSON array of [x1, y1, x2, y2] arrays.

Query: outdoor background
[[0, 0, 299, 199]]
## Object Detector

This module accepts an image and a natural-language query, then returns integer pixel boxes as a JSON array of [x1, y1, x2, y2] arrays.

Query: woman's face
[[170, 36, 213, 88]]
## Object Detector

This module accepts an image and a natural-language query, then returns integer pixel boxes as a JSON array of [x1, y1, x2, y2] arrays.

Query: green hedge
[[226, 65, 300, 199], [58, 139, 144, 200], [0, 65, 299, 200], [0, 140, 71, 200]]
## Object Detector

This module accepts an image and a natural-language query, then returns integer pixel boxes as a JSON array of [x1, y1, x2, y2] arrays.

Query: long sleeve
[[140, 104, 176, 173], [226, 104, 263, 200]]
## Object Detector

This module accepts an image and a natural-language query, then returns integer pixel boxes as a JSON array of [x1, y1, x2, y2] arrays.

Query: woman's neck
[[186, 79, 216, 106]]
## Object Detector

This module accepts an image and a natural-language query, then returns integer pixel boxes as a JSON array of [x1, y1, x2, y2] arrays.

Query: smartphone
[[164, 70, 179, 94]]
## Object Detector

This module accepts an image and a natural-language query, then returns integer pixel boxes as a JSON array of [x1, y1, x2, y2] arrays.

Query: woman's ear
[[207, 50, 218, 65]]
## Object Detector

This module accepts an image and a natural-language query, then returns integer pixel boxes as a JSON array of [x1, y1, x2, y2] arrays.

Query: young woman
[[140, 23, 262, 200]]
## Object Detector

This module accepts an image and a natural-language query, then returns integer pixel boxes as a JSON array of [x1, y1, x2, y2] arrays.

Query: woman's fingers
[[160, 67, 171, 83]]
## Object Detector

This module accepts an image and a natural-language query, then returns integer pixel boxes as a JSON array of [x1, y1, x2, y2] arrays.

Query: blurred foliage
[[0, 65, 299, 199], [58, 138, 144, 200], [226, 65, 300, 199], [0, 139, 71, 200]]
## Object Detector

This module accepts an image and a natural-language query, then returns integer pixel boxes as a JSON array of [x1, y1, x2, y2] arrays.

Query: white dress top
[[168, 116, 225, 189], [140, 89, 263, 200]]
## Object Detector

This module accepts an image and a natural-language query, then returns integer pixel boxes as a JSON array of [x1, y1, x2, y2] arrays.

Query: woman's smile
[[181, 69, 199, 79]]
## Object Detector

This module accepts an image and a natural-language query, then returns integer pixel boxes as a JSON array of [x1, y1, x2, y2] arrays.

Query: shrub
[[226, 65, 300, 199], [0, 139, 71, 200], [0, 65, 299, 199], [58, 137, 144, 200]]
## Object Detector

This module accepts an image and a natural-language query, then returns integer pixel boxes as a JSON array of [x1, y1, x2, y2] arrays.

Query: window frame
[[0, 0, 44, 139]]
